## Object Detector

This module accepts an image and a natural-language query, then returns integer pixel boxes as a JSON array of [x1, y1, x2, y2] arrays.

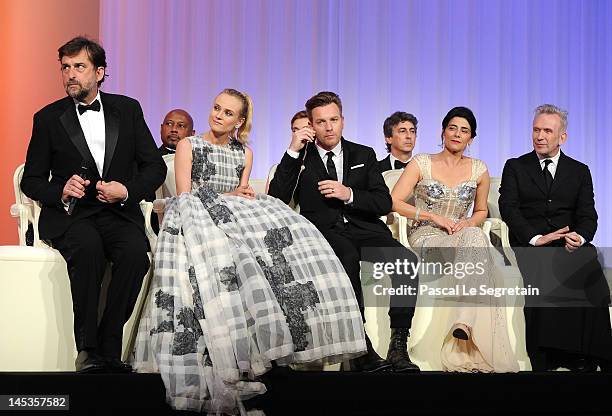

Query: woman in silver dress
[[390, 107, 519, 373]]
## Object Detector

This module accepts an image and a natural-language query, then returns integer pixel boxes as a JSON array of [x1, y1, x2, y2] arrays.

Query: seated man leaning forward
[[268, 91, 420, 373], [21, 36, 166, 374]]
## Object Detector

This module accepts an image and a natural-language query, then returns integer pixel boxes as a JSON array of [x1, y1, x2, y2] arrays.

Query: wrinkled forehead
[[164, 111, 189, 123], [446, 116, 471, 129], [395, 120, 415, 130], [60, 49, 94, 66], [311, 103, 342, 121], [214, 93, 244, 113], [533, 113, 562, 129]]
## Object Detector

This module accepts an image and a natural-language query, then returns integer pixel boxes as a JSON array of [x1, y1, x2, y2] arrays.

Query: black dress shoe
[[348, 335, 391, 372], [386, 328, 420, 372], [105, 358, 133, 373], [599, 359, 611, 373], [567, 356, 598, 372], [75, 351, 107, 374]]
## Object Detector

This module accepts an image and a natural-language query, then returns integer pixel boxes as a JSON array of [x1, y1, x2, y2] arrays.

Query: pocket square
[[350, 164, 365, 170]]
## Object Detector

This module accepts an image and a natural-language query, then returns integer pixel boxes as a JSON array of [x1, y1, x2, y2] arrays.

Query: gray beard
[[66, 85, 91, 102]]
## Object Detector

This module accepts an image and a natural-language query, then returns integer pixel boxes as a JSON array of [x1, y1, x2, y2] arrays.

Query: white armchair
[[381, 170, 412, 247], [1, 164, 154, 370], [483, 176, 518, 267], [9, 164, 34, 246]]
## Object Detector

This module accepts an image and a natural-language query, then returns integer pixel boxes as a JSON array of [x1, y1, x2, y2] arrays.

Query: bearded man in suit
[[268, 91, 419, 373], [499, 104, 611, 372], [21, 36, 166, 373]]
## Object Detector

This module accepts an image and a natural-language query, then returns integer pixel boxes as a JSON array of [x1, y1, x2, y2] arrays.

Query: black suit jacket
[[499, 150, 597, 247], [268, 138, 391, 234], [21, 92, 166, 241], [378, 155, 393, 172]]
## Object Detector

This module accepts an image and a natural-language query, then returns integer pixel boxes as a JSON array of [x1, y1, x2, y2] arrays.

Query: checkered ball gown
[[132, 135, 366, 414]]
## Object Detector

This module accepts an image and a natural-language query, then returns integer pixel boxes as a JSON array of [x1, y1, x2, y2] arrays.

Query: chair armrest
[[10, 202, 33, 246], [384, 212, 410, 248], [481, 219, 493, 245], [139, 201, 157, 253], [483, 217, 518, 267]]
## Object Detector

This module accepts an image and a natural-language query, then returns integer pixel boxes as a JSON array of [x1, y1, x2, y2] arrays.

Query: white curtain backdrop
[[100, 0, 612, 247]]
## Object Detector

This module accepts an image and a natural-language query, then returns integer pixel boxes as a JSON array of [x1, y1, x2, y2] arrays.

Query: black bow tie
[[78, 100, 101, 115], [394, 160, 408, 169]]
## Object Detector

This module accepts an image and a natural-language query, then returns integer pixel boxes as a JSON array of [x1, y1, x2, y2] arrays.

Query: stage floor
[[1, 370, 610, 415]]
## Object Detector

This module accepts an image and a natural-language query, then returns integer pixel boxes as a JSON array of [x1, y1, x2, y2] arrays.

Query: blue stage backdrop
[[100, 0, 612, 247]]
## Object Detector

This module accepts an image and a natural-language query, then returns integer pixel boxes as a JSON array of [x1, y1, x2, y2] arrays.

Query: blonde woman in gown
[[390, 107, 518, 373], [132, 89, 366, 414]]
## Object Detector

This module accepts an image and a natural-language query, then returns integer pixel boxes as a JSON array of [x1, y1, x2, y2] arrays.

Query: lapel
[[341, 138, 350, 185], [59, 97, 97, 169], [100, 92, 120, 179], [382, 155, 391, 171], [523, 151, 548, 196], [304, 141, 333, 183], [549, 151, 570, 195]]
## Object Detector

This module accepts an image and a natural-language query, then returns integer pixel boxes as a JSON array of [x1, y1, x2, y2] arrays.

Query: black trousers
[[515, 245, 612, 370], [51, 209, 150, 359], [320, 221, 417, 329]]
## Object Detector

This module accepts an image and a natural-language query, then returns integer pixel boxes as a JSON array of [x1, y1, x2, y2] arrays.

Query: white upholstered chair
[[9, 164, 34, 246], [0, 164, 154, 370]]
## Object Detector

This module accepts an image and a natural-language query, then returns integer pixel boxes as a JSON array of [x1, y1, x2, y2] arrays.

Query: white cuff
[[286, 149, 300, 159], [344, 188, 353, 205], [529, 235, 542, 246]]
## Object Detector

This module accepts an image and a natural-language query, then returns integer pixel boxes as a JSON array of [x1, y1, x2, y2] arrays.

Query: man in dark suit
[[158, 109, 194, 156], [499, 104, 611, 372], [378, 111, 417, 172], [21, 37, 166, 373], [268, 92, 419, 372]]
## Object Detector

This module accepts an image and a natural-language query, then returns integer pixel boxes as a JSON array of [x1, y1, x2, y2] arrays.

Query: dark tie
[[543, 159, 554, 192], [394, 160, 407, 169], [78, 99, 101, 115], [326, 151, 338, 181]]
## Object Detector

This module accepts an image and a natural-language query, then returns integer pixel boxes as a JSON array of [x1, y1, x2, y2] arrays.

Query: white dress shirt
[[389, 154, 411, 169], [75, 92, 106, 176], [286, 141, 353, 204]]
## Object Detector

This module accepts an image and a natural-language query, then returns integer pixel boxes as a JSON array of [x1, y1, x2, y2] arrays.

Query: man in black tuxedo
[[499, 104, 611, 372], [21, 37, 166, 373], [378, 111, 417, 172], [158, 109, 194, 156], [268, 92, 419, 372]]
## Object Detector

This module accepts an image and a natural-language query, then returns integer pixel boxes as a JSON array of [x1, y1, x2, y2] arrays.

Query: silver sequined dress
[[407, 153, 518, 373]]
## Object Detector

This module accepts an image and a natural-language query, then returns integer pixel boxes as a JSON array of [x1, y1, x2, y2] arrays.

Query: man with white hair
[[499, 104, 611, 372]]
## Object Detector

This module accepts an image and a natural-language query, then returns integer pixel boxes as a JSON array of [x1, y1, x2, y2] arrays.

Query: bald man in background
[[158, 109, 194, 155]]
